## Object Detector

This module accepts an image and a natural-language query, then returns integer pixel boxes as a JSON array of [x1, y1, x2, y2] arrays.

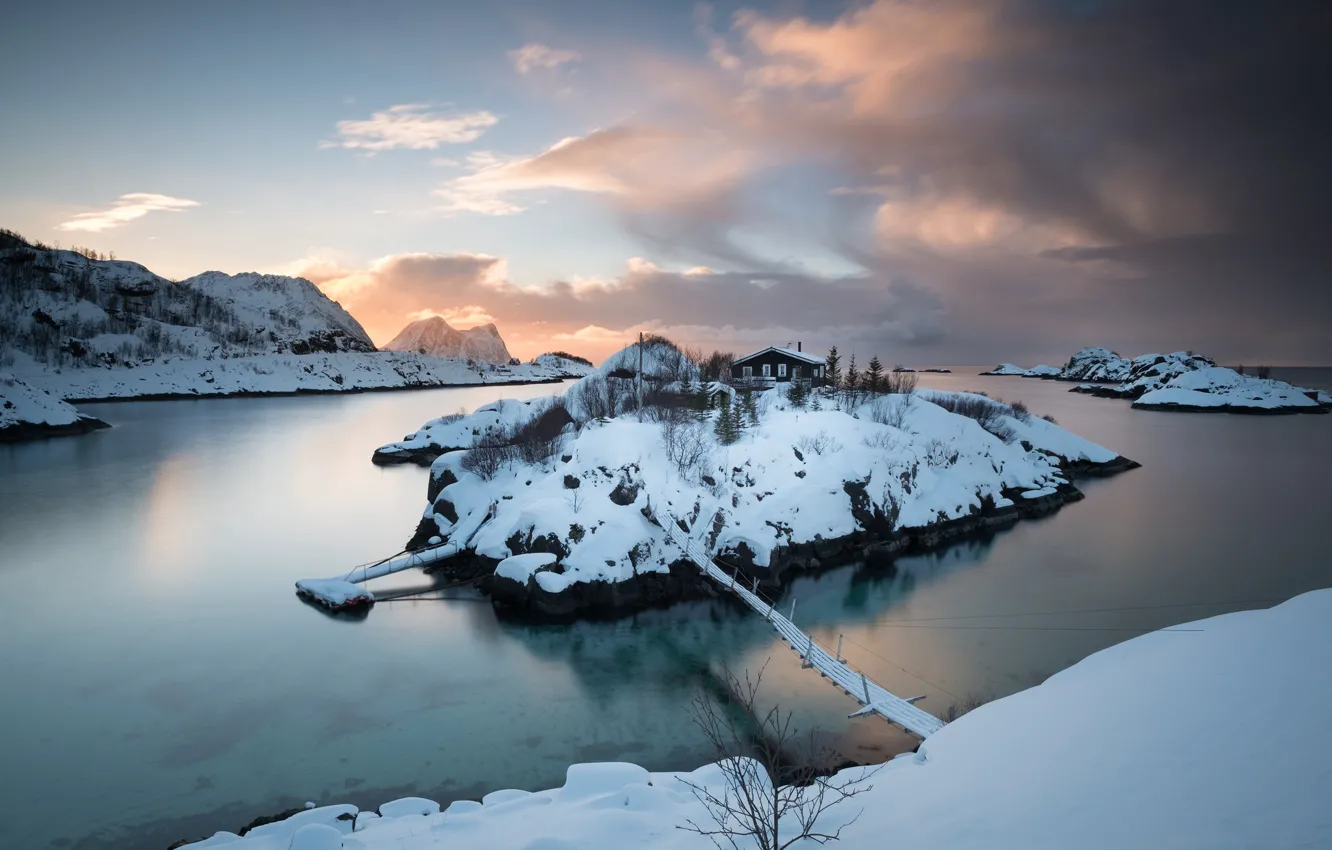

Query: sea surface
[[1, 369, 1329, 850]]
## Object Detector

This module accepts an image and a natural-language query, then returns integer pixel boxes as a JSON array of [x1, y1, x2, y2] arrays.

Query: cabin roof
[[732, 346, 825, 366]]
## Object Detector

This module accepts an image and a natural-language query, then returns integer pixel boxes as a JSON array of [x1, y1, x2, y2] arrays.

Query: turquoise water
[[1, 370, 1329, 849]]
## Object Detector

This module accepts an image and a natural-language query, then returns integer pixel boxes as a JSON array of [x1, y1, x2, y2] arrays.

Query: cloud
[[509, 43, 581, 75], [323, 104, 498, 151], [287, 247, 944, 361], [56, 193, 200, 233]]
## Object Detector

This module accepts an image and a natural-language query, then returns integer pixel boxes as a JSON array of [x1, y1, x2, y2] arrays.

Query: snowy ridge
[[383, 316, 513, 364], [0, 235, 376, 372], [181, 270, 374, 354], [181, 589, 1332, 850], [10, 350, 579, 401]]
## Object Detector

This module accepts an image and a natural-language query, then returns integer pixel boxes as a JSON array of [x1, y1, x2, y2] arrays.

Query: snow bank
[[0, 374, 108, 441], [374, 396, 567, 466], [180, 589, 1332, 850]]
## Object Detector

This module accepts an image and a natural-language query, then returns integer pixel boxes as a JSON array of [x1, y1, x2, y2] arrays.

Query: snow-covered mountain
[[0, 229, 373, 370], [383, 316, 512, 364], [181, 270, 374, 354]]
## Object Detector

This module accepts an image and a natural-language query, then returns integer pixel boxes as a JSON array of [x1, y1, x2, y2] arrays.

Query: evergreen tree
[[810, 394, 822, 411], [714, 393, 737, 445], [787, 378, 808, 409], [742, 390, 759, 427], [693, 381, 712, 419], [730, 397, 746, 440], [866, 356, 884, 393], [845, 354, 859, 399], [824, 346, 842, 389]]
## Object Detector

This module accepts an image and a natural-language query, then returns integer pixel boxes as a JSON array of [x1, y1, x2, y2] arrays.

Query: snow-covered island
[[179, 588, 1332, 850], [983, 347, 1331, 414], [374, 338, 1137, 618], [0, 374, 108, 441], [0, 231, 592, 418]]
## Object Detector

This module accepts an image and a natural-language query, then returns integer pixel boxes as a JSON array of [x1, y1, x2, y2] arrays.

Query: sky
[[2, 0, 1329, 365]]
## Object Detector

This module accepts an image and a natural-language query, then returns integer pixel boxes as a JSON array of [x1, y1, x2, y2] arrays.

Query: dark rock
[[609, 478, 641, 506], [564, 474, 581, 489]]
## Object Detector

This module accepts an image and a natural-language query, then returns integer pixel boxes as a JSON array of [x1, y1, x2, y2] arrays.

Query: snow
[[294, 579, 374, 607], [377, 396, 566, 463], [0, 373, 106, 440], [0, 374, 83, 429], [12, 350, 581, 401], [980, 363, 1031, 376], [494, 553, 558, 583], [181, 270, 374, 353], [379, 798, 442, 818], [1135, 366, 1326, 412], [178, 589, 1332, 850], [414, 368, 1127, 597], [382, 316, 513, 364]]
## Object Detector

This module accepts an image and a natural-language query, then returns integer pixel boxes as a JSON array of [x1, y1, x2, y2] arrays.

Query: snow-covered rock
[[383, 316, 513, 364], [406, 380, 1134, 618], [372, 338, 692, 466], [979, 363, 1032, 376], [1133, 366, 1331, 414], [0, 374, 108, 442], [177, 588, 1332, 850], [981, 347, 1126, 381], [373, 396, 574, 466], [1070, 350, 1218, 398], [532, 352, 595, 376]]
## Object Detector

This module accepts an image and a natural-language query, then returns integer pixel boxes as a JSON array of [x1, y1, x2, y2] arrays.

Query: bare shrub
[[867, 394, 914, 429], [567, 374, 615, 421], [929, 393, 1018, 443], [541, 350, 593, 367], [513, 398, 572, 465], [661, 417, 712, 479], [923, 437, 959, 468], [1008, 399, 1032, 423], [942, 691, 994, 723], [861, 431, 899, 452], [1041, 413, 1058, 424], [795, 430, 842, 455], [883, 370, 918, 396], [1254, 365, 1273, 380], [462, 431, 513, 480], [679, 663, 877, 850]]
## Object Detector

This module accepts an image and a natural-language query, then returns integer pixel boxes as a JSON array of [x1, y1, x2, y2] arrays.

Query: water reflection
[[1, 372, 1329, 850]]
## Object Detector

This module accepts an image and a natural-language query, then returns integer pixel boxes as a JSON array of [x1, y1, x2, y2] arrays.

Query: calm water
[[2, 370, 1330, 850]]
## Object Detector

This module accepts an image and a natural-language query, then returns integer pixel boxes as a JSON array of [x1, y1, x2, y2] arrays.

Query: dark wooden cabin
[[730, 344, 826, 388]]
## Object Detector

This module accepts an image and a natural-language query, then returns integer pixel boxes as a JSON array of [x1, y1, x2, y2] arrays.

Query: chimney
[[797, 341, 802, 352]]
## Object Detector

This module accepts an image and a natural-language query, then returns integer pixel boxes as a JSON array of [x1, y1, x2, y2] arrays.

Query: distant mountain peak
[[383, 315, 512, 364]]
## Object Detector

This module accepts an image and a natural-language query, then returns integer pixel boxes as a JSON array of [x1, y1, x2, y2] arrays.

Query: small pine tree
[[714, 393, 733, 444], [787, 379, 808, 409], [730, 398, 745, 440], [742, 390, 759, 426], [810, 394, 822, 411], [825, 346, 842, 389], [845, 353, 859, 394], [694, 382, 712, 418], [866, 356, 884, 393]]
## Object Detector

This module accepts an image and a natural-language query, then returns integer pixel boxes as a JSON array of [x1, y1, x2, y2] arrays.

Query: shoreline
[[422, 455, 1139, 623], [65, 376, 568, 405]]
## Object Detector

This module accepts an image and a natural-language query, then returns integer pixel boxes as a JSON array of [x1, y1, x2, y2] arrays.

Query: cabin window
[[792, 365, 802, 378], [762, 364, 771, 377], [742, 365, 753, 378], [778, 363, 787, 378], [814, 366, 822, 377]]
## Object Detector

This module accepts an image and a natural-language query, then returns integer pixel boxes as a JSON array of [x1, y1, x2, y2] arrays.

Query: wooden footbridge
[[660, 519, 945, 739], [302, 517, 945, 738]]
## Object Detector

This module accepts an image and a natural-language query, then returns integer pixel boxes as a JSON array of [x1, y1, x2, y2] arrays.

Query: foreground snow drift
[[182, 588, 1332, 850], [11, 350, 583, 402], [0, 374, 108, 441]]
